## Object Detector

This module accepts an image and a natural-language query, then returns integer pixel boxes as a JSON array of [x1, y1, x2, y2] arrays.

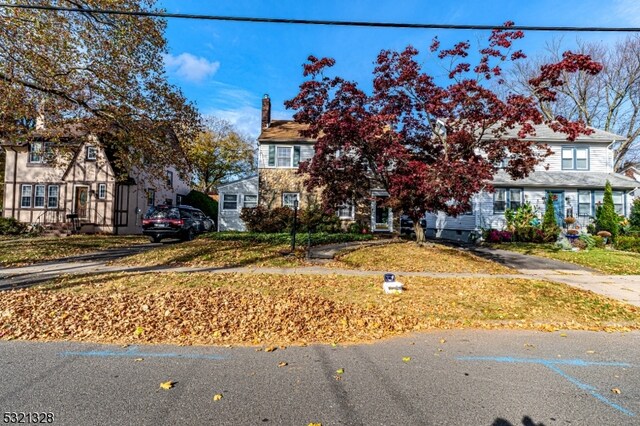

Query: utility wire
[[1, 3, 640, 32]]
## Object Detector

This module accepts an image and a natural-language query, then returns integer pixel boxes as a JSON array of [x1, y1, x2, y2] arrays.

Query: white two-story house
[[424, 125, 640, 241]]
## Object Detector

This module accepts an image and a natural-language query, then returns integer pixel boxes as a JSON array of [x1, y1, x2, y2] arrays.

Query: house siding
[[217, 176, 259, 231], [258, 142, 314, 169]]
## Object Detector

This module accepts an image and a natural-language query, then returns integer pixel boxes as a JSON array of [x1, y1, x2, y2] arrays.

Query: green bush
[[579, 233, 596, 249], [184, 190, 218, 219], [595, 180, 620, 241], [614, 236, 640, 253], [299, 206, 342, 233], [592, 235, 606, 248], [0, 217, 26, 235], [630, 198, 640, 229], [542, 193, 561, 241]]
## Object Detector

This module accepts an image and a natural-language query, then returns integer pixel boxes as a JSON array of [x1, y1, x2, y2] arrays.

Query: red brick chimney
[[261, 94, 271, 129]]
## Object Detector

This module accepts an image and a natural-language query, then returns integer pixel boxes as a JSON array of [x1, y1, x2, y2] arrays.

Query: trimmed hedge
[[614, 236, 640, 253], [184, 190, 218, 220]]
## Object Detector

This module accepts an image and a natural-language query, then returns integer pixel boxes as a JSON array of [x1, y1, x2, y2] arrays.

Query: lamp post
[[291, 199, 299, 252]]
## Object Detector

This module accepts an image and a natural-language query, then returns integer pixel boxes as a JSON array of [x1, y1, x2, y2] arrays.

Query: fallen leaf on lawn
[[121, 344, 129, 348], [265, 346, 277, 352], [134, 326, 144, 337], [440, 338, 446, 344], [560, 333, 567, 337], [160, 381, 174, 390], [331, 343, 337, 348], [611, 388, 621, 394], [278, 362, 288, 367], [524, 343, 534, 348], [255, 348, 262, 352], [336, 368, 344, 374], [213, 393, 223, 401], [586, 350, 595, 354], [402, 357, 411, 362], [134, 358, 144, 362]]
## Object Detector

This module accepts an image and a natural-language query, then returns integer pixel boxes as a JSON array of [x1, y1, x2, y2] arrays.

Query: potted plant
[[597, 230, 612, 244]]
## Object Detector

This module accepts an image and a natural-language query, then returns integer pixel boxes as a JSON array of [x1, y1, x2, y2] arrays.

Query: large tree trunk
[[414, 220, 426, 244]]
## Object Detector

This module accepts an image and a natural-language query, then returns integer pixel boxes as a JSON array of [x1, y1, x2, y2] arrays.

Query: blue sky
[[159, 0, 640, 139]]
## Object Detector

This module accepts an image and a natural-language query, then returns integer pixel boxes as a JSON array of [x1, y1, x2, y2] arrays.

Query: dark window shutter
[[293, 146, 301, 166], [268, 145, 275, 167]]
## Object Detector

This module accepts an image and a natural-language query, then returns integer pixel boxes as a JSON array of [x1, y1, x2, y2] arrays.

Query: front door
[[372, 196, 392, 232], [75, 187, 88, 218], [546, 190, 564, 226]]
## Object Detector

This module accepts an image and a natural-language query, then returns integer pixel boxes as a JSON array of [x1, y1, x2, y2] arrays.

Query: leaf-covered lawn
[[115, 237, 307, 268], [0, 235, 148, 266], [2, 272, 636, 346], [332, 242, 513, 274], [495, 243, 640, 275]]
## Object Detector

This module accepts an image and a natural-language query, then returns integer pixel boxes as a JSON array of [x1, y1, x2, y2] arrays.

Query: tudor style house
[[2, 125, 190, 234], [424, 125, 639, 241]]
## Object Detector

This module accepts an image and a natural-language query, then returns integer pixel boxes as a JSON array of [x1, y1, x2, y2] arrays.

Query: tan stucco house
[[2, 126, 190, 234]]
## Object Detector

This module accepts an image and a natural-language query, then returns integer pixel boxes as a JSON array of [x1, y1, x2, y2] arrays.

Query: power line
[[1, 3, 640, 32]]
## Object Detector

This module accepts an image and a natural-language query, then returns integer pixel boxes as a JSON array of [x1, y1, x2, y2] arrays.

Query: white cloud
[[163, 52, 220, 83]]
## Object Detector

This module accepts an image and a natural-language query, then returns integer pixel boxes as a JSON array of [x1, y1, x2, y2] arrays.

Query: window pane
[[562, 148, 574, 169], [29, 142, 42, 163], [337, 203, 353, 218], [21, 185, 32, 207], [34, 185, 45, 207], [98, 184, 107, 199], [493, 189, 506, 213], [594, 192, 604, 207], [276, 147, 292, 167], [509, 189, 522, 210], [613, 191, 624, 214], [223, 194, 238, 210], [244, 194, 258, 208], [48, 186, 59, 208], [578, 191, 591, 216], [282, 193, 299, 208]]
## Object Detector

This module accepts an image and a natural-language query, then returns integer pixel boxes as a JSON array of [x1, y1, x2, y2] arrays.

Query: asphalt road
[[1, 330, 638, 426]]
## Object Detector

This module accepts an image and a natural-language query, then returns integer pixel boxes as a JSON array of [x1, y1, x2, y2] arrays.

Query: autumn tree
[[0, 1, 200, 177], [509, 36, 640, 171], [286, 22, 601, 242], [185, 117, 256, 193]]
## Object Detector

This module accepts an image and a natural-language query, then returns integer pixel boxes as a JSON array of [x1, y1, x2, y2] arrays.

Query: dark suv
[[142, 205, 204, 243]]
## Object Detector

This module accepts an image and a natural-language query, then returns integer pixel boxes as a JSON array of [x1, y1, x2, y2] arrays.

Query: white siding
[[535, 143, 612, 173], [217, 177, 259, 231]]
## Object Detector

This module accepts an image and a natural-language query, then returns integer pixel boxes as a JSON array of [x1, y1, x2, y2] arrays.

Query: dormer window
[[561, 147, 589, 170], [28, 141, 52, 164], [86, 146, 97, 161]]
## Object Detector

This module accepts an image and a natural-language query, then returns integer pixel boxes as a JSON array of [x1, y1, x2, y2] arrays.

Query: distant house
[[217, 175, 258, 231], [424, 125, 639, 241], [1, 125, 190, 234]]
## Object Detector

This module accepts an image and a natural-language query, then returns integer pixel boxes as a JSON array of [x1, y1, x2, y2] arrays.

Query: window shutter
[[293, 146, 301, 166], [268, 145, 275, 167]]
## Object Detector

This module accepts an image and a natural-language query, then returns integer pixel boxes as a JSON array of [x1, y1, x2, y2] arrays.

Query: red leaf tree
[[285, 23, 602, 242]]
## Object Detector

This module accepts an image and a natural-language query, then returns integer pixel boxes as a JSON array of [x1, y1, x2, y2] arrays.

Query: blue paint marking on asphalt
[[457, 356, 635, 417], [59, 345, 226, 360]]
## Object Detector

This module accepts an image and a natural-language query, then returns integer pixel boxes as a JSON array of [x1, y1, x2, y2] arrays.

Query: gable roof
[[484, 123, 625, 143], [258, 120, 313, 143]]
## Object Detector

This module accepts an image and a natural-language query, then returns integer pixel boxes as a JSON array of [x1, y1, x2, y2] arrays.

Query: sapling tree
[[286, 22, 602, 243]]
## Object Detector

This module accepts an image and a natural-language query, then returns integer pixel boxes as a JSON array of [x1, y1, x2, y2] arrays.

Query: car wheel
[[183, 228, 195, 242]]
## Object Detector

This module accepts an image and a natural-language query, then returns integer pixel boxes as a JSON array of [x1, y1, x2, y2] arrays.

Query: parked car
[[142, 205, 204, 243], [191, 209, 215, 233]]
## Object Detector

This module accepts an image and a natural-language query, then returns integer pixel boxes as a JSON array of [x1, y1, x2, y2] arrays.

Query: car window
[[144, 207, 180, 219]]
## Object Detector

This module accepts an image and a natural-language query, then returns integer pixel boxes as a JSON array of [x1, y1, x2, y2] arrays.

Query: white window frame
[[166, 171, 173, 188], [493, 188, 506, 214], [146, 189, 155, 207], [86, 146, 97, 161], [98, 183, 107, 199], [282, 192, 299, 209], [337, 202, 355, 219], [276, 146, 293, 168], [561, 146, 589, 170], [47, 185, 59, 208], [243, 194, 258, 208], [28, 142, 52, 164], [34, 184, 46, 208], [222, 194, 238, 210], [594, 191, 624, 215], [578, 190, 591, 216], [509, 189, 523, 210], [21, 185, 32, 208]]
